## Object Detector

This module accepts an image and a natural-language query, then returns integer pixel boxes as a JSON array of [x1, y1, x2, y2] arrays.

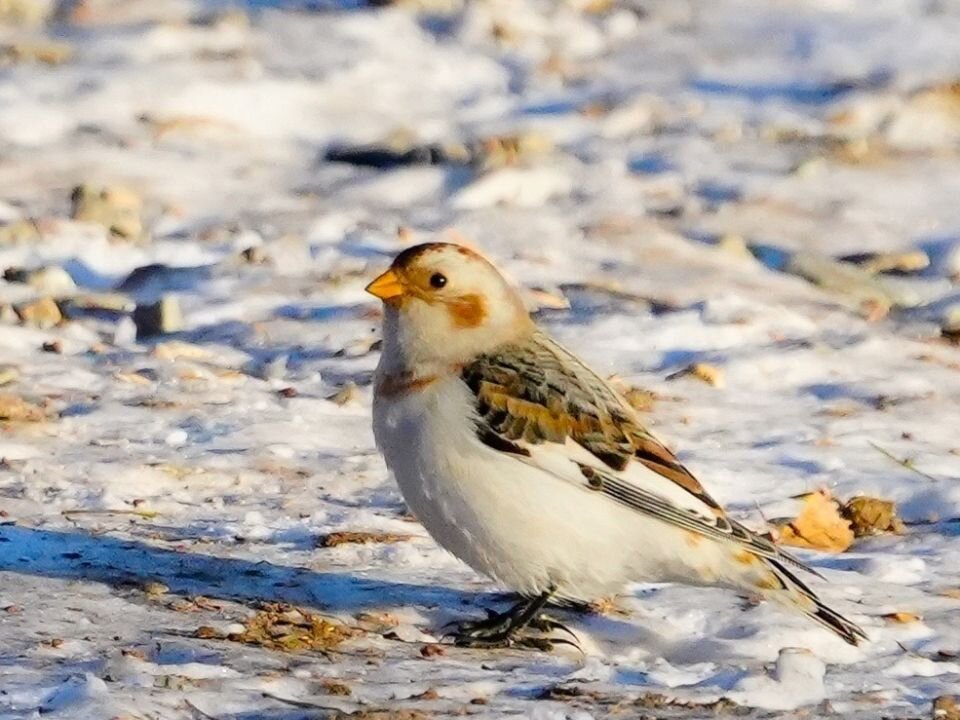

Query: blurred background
[[1, 0, 959, 335], [2, 1, 960, 718]]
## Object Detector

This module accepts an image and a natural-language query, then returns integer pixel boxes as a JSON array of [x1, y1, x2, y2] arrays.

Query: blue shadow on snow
[[0, 524, 480, 614]]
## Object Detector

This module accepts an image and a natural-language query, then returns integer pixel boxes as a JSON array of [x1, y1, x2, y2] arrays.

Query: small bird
[[367, 242, 866, 650]]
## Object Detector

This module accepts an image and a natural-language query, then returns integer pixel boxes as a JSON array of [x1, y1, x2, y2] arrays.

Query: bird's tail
[[761, 558, 867, 646]]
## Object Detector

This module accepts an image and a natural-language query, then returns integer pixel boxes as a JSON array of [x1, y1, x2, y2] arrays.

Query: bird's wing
[[461, 330, 812, 571]]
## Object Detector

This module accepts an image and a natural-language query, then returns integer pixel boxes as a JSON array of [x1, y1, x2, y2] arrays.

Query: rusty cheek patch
[[444, 294, 487, 328]]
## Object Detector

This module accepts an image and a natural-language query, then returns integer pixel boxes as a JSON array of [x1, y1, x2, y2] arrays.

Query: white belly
[[372, 377, 704, 600]]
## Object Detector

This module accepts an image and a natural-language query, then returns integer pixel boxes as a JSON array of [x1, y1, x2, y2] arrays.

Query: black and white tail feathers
[[766, 558, 867, 646]]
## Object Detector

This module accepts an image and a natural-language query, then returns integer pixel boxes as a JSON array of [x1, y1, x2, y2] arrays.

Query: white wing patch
[[502, 434, 815, 574]]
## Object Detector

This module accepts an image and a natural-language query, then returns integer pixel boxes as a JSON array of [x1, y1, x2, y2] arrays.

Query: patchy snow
[[2, 0, 960, 718]]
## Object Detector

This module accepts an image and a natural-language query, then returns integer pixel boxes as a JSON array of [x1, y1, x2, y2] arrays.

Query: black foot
[[528, 614, 580, 644], [450, 632, 568, 651], [447, 620, 580, 652], [444, 607, 516, 640], [443, 592, 581, 653]]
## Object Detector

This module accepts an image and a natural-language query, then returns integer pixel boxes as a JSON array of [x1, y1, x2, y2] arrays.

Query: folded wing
[[461, 331, 813, 574]]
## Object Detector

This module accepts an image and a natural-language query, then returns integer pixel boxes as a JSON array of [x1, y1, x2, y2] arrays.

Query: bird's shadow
[[0, 524, 485, 618]]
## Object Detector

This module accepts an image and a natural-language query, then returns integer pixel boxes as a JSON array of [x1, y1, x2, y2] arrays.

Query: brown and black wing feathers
[[461, 330, 722, 511], [461, 331, 817, 575]]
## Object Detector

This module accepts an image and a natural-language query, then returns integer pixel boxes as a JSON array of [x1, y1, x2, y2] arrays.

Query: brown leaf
[[773, 489, 855, 552], [225, 603, 358, 653], [330, 712, 431, 720], [1, 41, 73, 65], [0, 394, 48, 423], [320, 680, 352, 696], [840, 250, 930, 275], [933, 695, 960, 720], [152, 341, 212, 362], [70, 184, 143, 240], [882, 611, 921, 624], [318, 531, 413, 548], [146, 114, 241, 140], [114, 371, 153, 386], [607, 376, 659, 412], [622, 387, 658, 413], [15, 297, 62, 328], [586, 596, 625, 615], [842, 496, 905, 536], [666, 362, 725, 387], [353, 611, 400, 633]]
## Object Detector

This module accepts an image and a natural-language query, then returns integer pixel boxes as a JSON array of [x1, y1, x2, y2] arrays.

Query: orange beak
[[365, 268, 406, 302]]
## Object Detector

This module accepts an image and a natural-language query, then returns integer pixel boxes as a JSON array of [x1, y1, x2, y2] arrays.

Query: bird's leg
[[448, 590, 551, 646], [447, 589, 579, 651]]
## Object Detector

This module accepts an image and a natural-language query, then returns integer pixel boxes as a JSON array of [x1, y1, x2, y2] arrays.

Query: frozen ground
[[2, 0, 960, 717]]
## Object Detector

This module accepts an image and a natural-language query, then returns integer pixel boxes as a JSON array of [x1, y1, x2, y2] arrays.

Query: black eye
[[429, 273, 447, 289]]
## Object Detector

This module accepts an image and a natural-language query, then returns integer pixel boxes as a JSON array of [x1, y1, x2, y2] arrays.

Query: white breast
[[372, 376, 705, 600]]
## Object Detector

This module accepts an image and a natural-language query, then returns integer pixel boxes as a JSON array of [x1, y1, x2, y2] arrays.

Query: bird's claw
[[516, 634, 583, 654], [442, 610, 581, 653], [528, 614, 578, 642], [450, 628, 582, 653], [441, 609, 512, 640]]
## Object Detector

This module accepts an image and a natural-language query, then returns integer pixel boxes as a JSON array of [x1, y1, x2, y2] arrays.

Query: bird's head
[[366, 242, 532, 369]]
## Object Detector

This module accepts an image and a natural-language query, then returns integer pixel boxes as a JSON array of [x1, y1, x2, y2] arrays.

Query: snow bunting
[[367, 242, 866, 649]]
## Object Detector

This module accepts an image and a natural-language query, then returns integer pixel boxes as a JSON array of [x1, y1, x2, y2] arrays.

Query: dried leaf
[[320, 680, 352, 696], [586, 596, 627, 616], [225, 603, 357, 653], [622, 387, 658, 412], [773, 490, 855, 552], [70, 184, 144, 240], [330, 711, 431, 720], [146, 114, 241, 140], [0, 394, 48, 423], [607, 376, 659, 412], [666, 362, 725, 388], [114, 371, 153, 385], [142, 581, 169, 597], [318, 531, 413, 548], [933, 695, 960, 720], [16, 297, 62, 328], [1, 41, 73, 65], [882, 611, 921, 624], [353, 611, 399, 633], [842, 496, 905, 536], [840, 250, 930, 275]]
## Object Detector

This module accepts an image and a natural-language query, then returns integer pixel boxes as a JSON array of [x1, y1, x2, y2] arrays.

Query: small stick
[[868, 441, 940, 482], [61, 508, 159, 519], [260, 692, 342, 711]]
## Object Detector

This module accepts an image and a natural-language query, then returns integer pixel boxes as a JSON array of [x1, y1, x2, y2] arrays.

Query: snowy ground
[[2, 0, 960, 718]]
